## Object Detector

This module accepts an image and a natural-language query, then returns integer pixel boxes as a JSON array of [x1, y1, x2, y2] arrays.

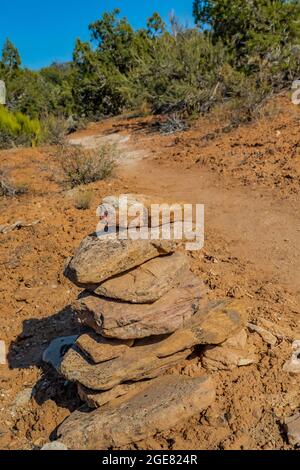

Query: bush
[[41, 115, 69, 145], [123, 29, 229, 116], [74, 187, 94, 210], [59, 144, 116, 187], [0, 106, 41, 148]]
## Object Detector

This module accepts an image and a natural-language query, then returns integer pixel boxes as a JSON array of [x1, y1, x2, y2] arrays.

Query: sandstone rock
[[98, 194, 184, 229], [248, 323, 277, 346], [64, 234, 177, 288], [76, 333, 134, 364], [202, 328, 255, 371], [42, 336, 78, 372], [93, 253, 189, 303], [98, 194, 151, 229], [283, 340, 300, 374], [77, 381, 150, 408], [285, 413, 300, 446], [61, 340, 191, 391], [202, 345, 256, 371], [187, 299, 247, 344], [75, 273, 203, 340], [57, 375, 216, 449]]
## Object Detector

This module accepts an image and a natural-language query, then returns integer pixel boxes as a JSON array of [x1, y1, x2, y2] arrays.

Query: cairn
[[44, 194, 253, 450]]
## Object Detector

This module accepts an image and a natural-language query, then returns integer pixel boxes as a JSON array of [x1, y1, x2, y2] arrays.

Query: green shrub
[[59, 144, 116, 188], [123, 29, 228, 116], [0, 105, 41, 148]]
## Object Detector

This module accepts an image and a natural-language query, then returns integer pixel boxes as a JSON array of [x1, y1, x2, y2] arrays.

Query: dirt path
[[118, 160, 300, 300]]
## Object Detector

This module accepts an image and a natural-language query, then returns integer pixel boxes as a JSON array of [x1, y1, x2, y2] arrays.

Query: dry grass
[[74, 187, 94, 210], [0, 172, 29, 197], [58, 144, 116, 188]]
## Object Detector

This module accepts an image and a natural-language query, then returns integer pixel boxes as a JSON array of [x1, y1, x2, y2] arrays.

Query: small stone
[[283, 340, 300, 374], [258, 318, 298, 342], [285, 413, 300, 446], [224, 330, 248, 349], [11, 388, 34, 410], [42, 336, 79, 372], [41, 441, 68, 450], [248, 323, 277, 346], [202, 328, 255, 371], [57, 375, 216, 449], [186, 299, 248, 345], [202, 345, 256, 371]]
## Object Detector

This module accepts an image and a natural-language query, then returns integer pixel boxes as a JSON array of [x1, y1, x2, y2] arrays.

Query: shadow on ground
[[7, 305, 86, 411]]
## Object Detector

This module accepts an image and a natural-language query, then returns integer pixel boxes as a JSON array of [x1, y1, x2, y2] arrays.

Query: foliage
[[123, 28, 228, 115], [41, 115, 69, 145], [0, 105, 41, 148], [193, 1, 300, 69], [59, 144, 116, 187], [1, 39, 21, 73], [1, 3, 300, 127]]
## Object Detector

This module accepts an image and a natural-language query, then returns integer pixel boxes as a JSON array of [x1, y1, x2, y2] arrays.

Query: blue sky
[[0, 1, 194, 70]]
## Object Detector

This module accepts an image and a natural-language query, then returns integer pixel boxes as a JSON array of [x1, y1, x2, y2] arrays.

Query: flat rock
[[77, 381, 150, 408], [57, 375, 216, 449], [76, 333, 134, 364], [248, 323, 277, 346], [285, 413, 300, 446], [64, 234, 177, 288], [61, 339, 191, 391], [202, 346, 256, 371], [75, 273, 203, 339], [93, 253, 189, 303], [42, 336, 78, 371], [155, 299, 248, 356]]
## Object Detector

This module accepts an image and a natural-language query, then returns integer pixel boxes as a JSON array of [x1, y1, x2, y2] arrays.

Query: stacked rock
[[46, 194, 250, 450]]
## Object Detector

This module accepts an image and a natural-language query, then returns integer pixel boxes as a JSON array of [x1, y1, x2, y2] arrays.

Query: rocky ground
[[0, 94, 300, 450]]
